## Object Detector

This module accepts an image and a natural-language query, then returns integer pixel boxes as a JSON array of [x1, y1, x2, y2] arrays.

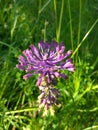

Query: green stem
[[76, 0, 82, 60], [71, 18, 98, 58], [77, 0, 82, 46], [44, 20, 48, 42], [54, 0, 57, 40], [39, 0, 51, 14], [5, 107, 37, 115], [68, 0, 74, 51], [56, 0, 64, 42]]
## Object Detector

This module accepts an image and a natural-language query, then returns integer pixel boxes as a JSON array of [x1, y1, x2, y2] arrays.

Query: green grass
[[0, 0, 98, 130]]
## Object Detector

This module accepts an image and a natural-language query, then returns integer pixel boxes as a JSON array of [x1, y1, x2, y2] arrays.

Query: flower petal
[[30, 44, 42, 60], [23, 73, 33, 80], [59, 73, 68, 79], [16, 64, 25, 70], [36, 75, 43, 86]]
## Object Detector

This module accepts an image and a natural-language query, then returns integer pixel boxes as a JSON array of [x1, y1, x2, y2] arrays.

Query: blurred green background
[[0, 0, 98, 130]]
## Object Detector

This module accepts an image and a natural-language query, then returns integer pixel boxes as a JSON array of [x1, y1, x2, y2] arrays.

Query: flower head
[[16, 41, 74, 85], [16, 41, 75, 114]]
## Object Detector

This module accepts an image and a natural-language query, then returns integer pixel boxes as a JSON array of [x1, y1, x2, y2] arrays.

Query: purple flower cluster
[[16, 41, 74, 112], [38, 84, 60, 110]]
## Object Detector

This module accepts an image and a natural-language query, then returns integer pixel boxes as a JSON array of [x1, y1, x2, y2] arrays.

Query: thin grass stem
[[76, 0, 82, 59], [77, 0, 82, 46], [68, 0, 74, 51], [71, 18, 98, 58], [11, 16, 18, 40], [83, 125, 98, 130], [5, 107, 37, 115], [56, 0, 64, 42], [39, 0, 51, 14], [54, 0, 57, 40]]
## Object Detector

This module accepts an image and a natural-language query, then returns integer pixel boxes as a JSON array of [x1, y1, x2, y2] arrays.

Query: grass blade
[[71, 18, 98, 58]]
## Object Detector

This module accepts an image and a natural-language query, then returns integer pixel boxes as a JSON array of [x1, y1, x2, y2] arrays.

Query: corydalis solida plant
[[16, 41, 75, 115]]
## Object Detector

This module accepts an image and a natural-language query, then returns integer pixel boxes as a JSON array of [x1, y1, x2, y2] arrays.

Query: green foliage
[[0, 0, 98, 129]]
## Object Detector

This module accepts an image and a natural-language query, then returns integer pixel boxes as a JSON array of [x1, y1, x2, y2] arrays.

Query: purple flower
[[38, 85, 60, 110], [16, 41, 75, 85], [16, 41, 75, 113]]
